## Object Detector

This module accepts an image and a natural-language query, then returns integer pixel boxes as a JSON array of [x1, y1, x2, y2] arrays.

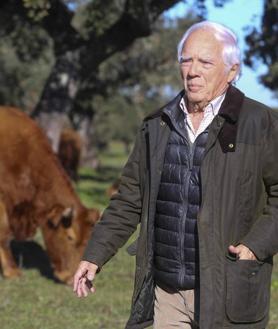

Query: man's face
[[180, 29, 237, 108]]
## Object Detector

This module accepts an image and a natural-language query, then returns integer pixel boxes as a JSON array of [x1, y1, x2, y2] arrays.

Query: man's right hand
[[73, 261, 99, 297]]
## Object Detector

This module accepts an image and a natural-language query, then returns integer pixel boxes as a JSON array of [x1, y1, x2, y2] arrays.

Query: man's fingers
[[78, 277, 96, 297], [77, 277, 87, 297], [86, 263, 98, 281], [77, 279, 84, 297], [80, 277, 89, 297], [73, 273, 95, 297], [73, 267, 86, 292], [73, 261, 99, 296], [73, 274, 80, 292], [228, 245, 239, 254], [85, 276, 96, 293], [228, 244, 257, 260], [86, 271, 95, 282]]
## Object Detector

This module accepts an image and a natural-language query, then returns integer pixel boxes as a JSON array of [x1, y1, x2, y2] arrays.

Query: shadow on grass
[[10, 240, 60, 283]]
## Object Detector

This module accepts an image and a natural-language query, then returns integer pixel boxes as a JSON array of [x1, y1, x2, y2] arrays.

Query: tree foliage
[[245, 0, 278, 91], [1, 0, 245, 159], [0, 22, 54, 111], [72, 15, 196, 150], [0, 0, 199, 155]]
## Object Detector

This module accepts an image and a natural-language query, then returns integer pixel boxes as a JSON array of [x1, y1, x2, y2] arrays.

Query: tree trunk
[[32, 51, 81, 152], [77, 115, 100, 169], [31, 0, 180, 154]]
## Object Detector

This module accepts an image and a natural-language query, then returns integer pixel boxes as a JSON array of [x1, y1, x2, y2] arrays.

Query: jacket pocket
[[225, 257, 271, 323]]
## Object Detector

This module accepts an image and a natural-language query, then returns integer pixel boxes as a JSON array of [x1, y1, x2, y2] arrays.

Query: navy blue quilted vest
[[154, 108, 209, 290]]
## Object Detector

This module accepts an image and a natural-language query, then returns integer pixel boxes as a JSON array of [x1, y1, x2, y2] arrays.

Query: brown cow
[[0, 107, 100, 283], [58, 128, 82, 182], [106, 178, 120, 198]]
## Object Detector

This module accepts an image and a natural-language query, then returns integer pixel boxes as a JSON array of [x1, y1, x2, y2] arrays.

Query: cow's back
[[0, 107, 55, 195], [0, 107, 52, 167], [0, 107, 76, 238], [58, 128, 82, 181]]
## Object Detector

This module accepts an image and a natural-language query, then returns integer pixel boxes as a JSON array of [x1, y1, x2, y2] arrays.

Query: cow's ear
[[47, 205, 64, 229], [87, 208, 100, 225], [61, 207, 73, 228]]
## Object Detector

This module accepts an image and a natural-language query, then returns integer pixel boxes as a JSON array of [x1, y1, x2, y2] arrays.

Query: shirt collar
[[180, 92, 227, 116]]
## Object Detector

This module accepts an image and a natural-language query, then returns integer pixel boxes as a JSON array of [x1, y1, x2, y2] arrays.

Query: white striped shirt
[[179, 93, 226, 143]]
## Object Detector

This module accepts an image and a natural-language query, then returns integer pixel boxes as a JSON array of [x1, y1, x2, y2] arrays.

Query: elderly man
[[73, 21, 278, 329]]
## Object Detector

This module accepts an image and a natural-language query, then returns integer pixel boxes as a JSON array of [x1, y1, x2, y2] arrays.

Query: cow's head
[[41, 205, 100, 284]]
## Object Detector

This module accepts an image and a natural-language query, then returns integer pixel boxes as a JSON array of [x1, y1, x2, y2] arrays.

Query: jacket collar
[[143, 85, 245, 153], [217, 85, 245, 153], [218, 85, 244, 123], [143, 90, 184, 122], [162, 90, 187, 139], [162, 90, 185, 123]]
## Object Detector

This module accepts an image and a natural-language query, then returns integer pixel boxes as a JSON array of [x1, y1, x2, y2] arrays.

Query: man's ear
[[228, 64, 239, 83]]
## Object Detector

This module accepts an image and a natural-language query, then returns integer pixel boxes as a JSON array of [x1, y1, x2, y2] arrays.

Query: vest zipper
[[179, 141, 195, 287]]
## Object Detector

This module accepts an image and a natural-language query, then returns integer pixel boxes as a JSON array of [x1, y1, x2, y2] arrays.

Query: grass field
[[0, 142, 277, 329]]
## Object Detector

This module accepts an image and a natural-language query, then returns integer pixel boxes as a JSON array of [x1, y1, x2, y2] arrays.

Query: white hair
[[177, 21, 241, 81]]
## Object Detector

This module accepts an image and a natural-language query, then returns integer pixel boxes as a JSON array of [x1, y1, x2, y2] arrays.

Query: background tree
[[0, 7, 54, 112], [0, 0, 200, 162], [85, 15, 196, 156], [24, 0, 185, 152], [244, 0, 278, 93], [0, 0, 236, 165]]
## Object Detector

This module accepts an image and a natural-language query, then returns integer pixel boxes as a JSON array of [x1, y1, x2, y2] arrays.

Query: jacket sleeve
[[241, 110, 278, 260], [82, 127, 144, 268]]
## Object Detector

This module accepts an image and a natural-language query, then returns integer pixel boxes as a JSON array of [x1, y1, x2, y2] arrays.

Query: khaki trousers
[[153, 285, 200, 329]]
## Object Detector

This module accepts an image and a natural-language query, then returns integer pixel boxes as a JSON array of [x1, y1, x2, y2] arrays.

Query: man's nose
[[188, 61, 200, 77]]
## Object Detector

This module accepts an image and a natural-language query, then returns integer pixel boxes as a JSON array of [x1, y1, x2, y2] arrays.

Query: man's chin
[[186, 97, 209, 111], [187, 96, 205, 106]]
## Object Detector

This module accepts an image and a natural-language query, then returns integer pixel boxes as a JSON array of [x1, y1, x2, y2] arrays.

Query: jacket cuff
[[82, 241, 108, 271]]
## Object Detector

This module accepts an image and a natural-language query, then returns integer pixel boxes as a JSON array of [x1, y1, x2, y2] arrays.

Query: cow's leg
[[0, 202, 21, 278]]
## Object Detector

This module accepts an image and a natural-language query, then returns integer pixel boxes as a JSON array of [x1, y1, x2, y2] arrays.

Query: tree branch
[[38, 0, 82, 54], [81, 0, 180, 70], [149, 0, 184, 20], [0, 0, 82, 54]]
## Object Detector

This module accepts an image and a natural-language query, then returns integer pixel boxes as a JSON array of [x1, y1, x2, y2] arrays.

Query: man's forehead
[[181, 52, 215, 60], [187, 27, 217, 39], [182, 30, 223, 54], [181, 46, 221, 60], [184, 29, 221, 46]]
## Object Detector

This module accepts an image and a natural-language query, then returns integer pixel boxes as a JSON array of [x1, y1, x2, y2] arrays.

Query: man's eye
[[201, 61, 213, 68], [179, 58, 191, 65]]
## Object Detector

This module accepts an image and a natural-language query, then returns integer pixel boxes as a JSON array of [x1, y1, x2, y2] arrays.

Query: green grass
[[0, 247, 135, 329], [270, 260, 278, 329], [0, 141, 277, 329], [76, 141, 128, 210]]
